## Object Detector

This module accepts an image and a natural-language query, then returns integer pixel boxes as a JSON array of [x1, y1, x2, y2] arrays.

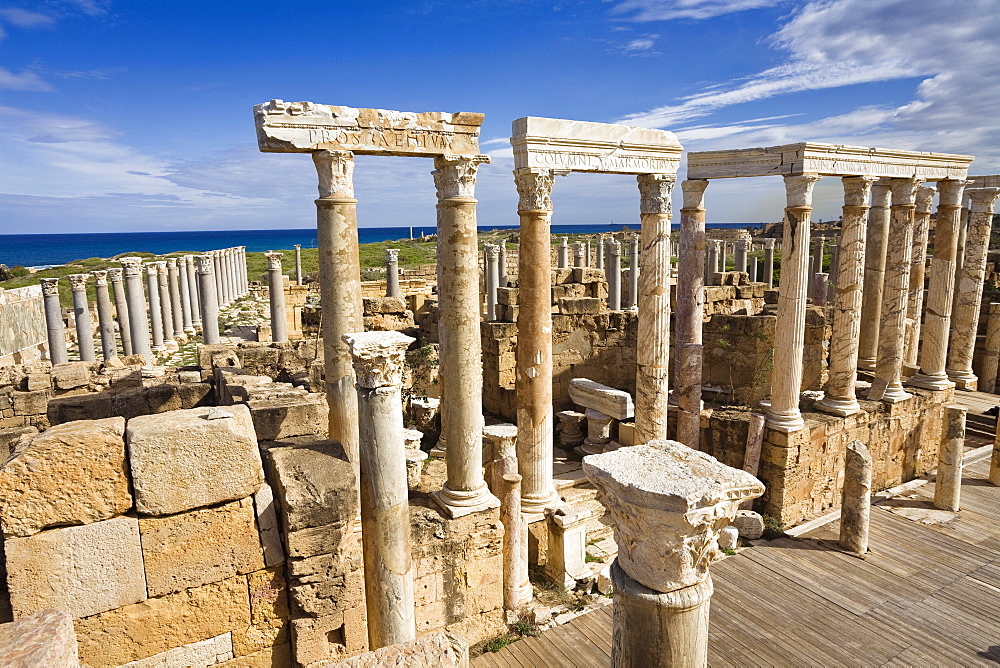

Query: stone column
[[573, 241, 586, 268], [585, 240, 592, 268], [229, 247, 239, 299], [484, 244, 499, 322], [294, 244, 303, 285], [934, 405, 966, 511], [344, 331, 417, 650], [167, 259, 185, 341], [211, 250, 224, 308], [839, 440, 872, 555], [501, 473, 532, 614], [385, 248, 401, 298], [146, 264, 164, 352], [498, 242, 509, 288], [558, 236, 569, 269], [766, 175, 821, 432], [870, 178, 920, 403], [704, 240, 717, 285], [904, 186, 935, 367], [634, 174, 675, 444], [910, 180, 967, 390], [946, 187, 1000, 390], [827, 243, 840, 304], [155, 262, 175, 348], [177, 257, 195, 337], [91, 270, 117, 361], [67, 274, 95, 362], [241, 246, 249, 294], [625, 235, 640, 311], [763, 238, 775, 288], [107, 268, 133, 357], [980, 304, 1000, 394], [513, 167, 561, 520], [675, 180, 708, 448], [225, 248, 237, 303], [607, 239, 622, 311], [596, 234, 605, 271], [197, 254, 221, 345], [184, 256, 201, 330], [40, 278, 68, 366], [313, 150, 364, 476], [583, 440, 764, 668], [432, 155, 499, 518], [265, 252, 288, 343], [120, 258, 151, 362], [734, 239, 748, 273], [857, 179, 892, 369], [817, 177, 877, 417], [750, 255, 758, 282]]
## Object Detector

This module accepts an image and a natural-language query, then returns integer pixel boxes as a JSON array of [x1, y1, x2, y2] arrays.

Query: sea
[[0, 223, 763, 269]]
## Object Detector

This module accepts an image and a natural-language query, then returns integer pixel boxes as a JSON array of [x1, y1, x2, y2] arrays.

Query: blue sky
[[1, 0, 998, 233]]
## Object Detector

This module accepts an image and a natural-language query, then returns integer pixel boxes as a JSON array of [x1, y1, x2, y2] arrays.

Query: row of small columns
[[704, 238, 776, 287]]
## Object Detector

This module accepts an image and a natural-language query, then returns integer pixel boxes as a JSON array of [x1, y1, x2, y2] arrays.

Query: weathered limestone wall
[[0, 286, 46, 367]]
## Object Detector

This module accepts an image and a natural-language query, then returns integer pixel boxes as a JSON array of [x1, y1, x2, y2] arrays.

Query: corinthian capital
[[91, 270, 109, 286], [514, 167, 554, 213], [968, 187, 1000, 213], [637, 173, 676, 215], [937, 179, 967, 208], [841, 176, 879, 208], [40, 277, 60, 296], [107, 268, 124, 282], [265, 252, 283, 270], [67, 274, 89, 291], [916, 186, 936, 215], [313, 149, 355, 199], [432, 154, 489, 200], [385, 248, 399, 263], [196, 254, 215, 274], [784, 174, 822, 209], [120, 256, 143, 277], [343, 331, 415, 389], [681, 179, 709, 210], [889, 177, 922, 207]]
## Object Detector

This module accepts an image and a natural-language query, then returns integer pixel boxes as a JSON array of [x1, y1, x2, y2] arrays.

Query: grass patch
[[721, 547, 737, 556], [762, 514, 787, 541]]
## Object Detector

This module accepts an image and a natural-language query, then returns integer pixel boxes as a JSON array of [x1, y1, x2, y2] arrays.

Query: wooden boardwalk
[[476, 452, 1000, 667]]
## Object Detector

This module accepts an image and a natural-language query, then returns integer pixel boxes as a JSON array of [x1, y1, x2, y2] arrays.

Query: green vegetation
[[762, 514, 787, 541], [721, 547, 737, 556], [482, 618, 541, 653]]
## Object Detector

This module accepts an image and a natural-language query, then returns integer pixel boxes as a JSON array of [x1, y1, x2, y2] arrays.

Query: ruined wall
[[0, 286, 46, 367]]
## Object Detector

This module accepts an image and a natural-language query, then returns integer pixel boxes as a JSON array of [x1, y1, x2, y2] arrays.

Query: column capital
[[916, 185, 937, 215], [432, 154, 489, 200], [385, 248, 400, 263], [841, 175, 879, 207], [483, 243, 499, 259], [681, 179, 709, 210], [196, 254, 215, 274], [265, 252, 283, 270], [154, 261, 168, 275], [937, 179, 967, 207], [637, 173, 676, 215], [313, 149, 355, 199], [889, 177, 922, 207], [107, 267, 124, 282], [67, 274, 89, 291], [735, 239, 747, 250], [513, 167, 554, 213], [40, 277, 59, 296], [573, 241, 585, 254], [968, 187, 1000, 213], [608, 238, 621, 256], [583, 439, 763, 592], [344, 331, 415, 389], [763, 238, 775, 249], [120, 256, 144, 277], [91, 270, 109, 286], [783, 174, 822, 208]]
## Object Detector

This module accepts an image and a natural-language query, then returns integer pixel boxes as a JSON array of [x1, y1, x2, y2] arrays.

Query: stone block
[[551, 268, 573, 285], [290, 613, 357, 666], [219, 643, 293, 668], [23, 373, 49, 391], [248, 394, 329, 441], [331, 632, 469, 668], [732, 510, 765, 540], [51, 362, 91, 390], [286, 550, 365, 618], [718, 525, 739, 550], [145, 383, 183, 414], [73, 574, 251, 667], [363, 297, 408, 315], [139, 498, 265, 597], [0, 609, 79, 667], [231, 568, 289, 656], [46, 393, 113, 425], [0, 417, 130, 538], [127, 405, 264, 516], [119, 632, 234, 667], [558, 297, 601, 315], [11, 390, 50, 416], [574, 267, 605, 284], [568, 377, 634, 420], [5, 516, 146, 619], [253, 484, 286, 567], [0, 426, 36, 458], [496, 287, 518, 305], [177, 382, 213, 409]]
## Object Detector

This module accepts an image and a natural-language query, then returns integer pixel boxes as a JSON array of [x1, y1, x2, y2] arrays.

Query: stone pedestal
[[556, 410, 585, 449], [544, 507, 592, 589], [385, 248, 401, 298], [574, 241, 586, 268], [579, 408, 613, 455], [675, 180, 708, 448], [68, 274, 96, 362], [904, 186, 935, 366], [558, 236, 569, 269], [607, 239, 623, 311], [91, 271, 117, 361], [265, 252, 289, 343], [196, 254, 221, 345], [858, 180, 892, 370], [344, 331, 416, 650], [294, 244, 303, 285], [40, 278, 68, 366], [934, 405, 966, 512], [839, 440, 871, 555], [626, 234, 640, 311], [980, 304, 1000, 394], [501, 473, 532, 613], [763, 238, 775, 288], [120, 258, 151, 363], [484, 244, 499, 321], [107, 268, 133, 357]]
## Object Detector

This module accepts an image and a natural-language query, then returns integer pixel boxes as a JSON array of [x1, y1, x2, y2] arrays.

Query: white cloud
[[0, 66, 53, 91], [611, 0, 785, 21], [0, 7, 54, 27]]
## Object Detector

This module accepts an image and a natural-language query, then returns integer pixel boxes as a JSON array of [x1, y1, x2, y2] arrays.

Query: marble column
[[498, 242, 509, 288], [676, 180, 708, 448], [120, 258, 151, 362], [212, 250, 224, 308], [145, 265, 164, 352], [763, 238, 775, 288], [108, 268, 133, 357], [585, 240, 592, 268], [839, 440, 871, 555], [634, 174, 675, 444], [385, 249, 401, 299], [607, 239, 622, 311], [501, 473, 532, 614], [704, 239, 717, 285], [241, 246, 249, 294], [68, 274, 95, 362], [934, 405, 966, 511], [184, 256, 202, 330], [750, 256, 758, 282], [870, 178, 920, 403], [40, 278, 68, 366], [197, 254, 221, 345], [294, 244, 303, 285], [734, 239, 748, 273], [583, 440, 764, 668], [827, 243, 840, 304], [573, 241, 586, 268], [223, 249, 235, 305], [857, 179, 892, 369], [167, 259, 185, 341], [817, 176, 877, 417], [344, 331, 417, 650], [432, 155, 499, 518], [904, 186, 936, 367], [265, 252, 288, 343], [626, 234, 640, 311], [484, 244, 499, 322], [513, 167, 561, 520], [946, 187, 1000, 390], [91, 270, 117, 361], [177, 257, 195, 337], [156, 262, 174, 347], [766, 175, 821, 432], [313, 150, 363, 477], [910, 180, 967, 390], [980, 304, 1000, 394], [558, 236, 569, 269], [596, 234, 606, 271]]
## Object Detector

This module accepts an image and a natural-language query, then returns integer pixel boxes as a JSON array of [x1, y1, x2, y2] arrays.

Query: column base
[[907, 372, 955, 391], [429, 439, 446, 457], [520, 488, 563, 524], [946, 369, 978, 391], [184, 327, 196, 336], [764, 407, 804, 433], [431, 482, 500, 519], [881, 385, 912, 403], [857, 358, 876, 371], [576, 439, 609, 457], [814, 395, 862, 417]]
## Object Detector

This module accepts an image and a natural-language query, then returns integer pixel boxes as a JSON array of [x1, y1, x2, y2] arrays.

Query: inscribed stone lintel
[[254, 99, 484, 156], [511, 116, 682, 175], [687, 142, 973, 181]]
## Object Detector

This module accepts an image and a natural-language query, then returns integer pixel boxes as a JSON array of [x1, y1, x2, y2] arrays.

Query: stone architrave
[[558, 237, 569, 269], [934, 405, 966, 511], [40, 278, 68, 366], [980, 304, 1000, 394], [294, 244, 303, 285], [107, 268, 133, 357], [904, 186, 935, 367], [582, 440, 763, 667], [155, 262, 174, 347], [870, 178, 920, 403], [184, 255, 202, 330], [484, 244, 499, 321], [839, 440, 872, 555], [675, 180, 708, 448], [177, 256, 195, 336], [68, 274, 96, 362], [265, 252, 289, 343], [344, 331, 417, 650], [196, 254, 221, 345], [91, 270, 117, 361], [385, 248, 401, 298], [857, 180, 892, 370], [167, 258, 185, 341], [607, 239, 623, 311], [817, 177, 877, 417], [120, 258, 152, 362], [945, 188, 1000, 389], [763, 238, 775, 288]]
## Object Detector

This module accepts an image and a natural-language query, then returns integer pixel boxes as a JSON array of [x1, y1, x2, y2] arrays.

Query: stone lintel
[[254, 100, 484, 156], [687, 142, 972, 181], [511, 116, 682, 175], [568, 377, 635, 420], [969, 174, 1000, 188]]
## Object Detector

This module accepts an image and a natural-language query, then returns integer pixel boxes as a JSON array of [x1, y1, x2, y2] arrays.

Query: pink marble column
[[675, 179, 708, 447], [904, 186, 936, 368], [857, 179, 892, 370]]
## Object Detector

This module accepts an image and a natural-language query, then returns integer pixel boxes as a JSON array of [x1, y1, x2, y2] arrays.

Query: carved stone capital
[[433, 154, 489, 200], [40, 278, 60, 297], [120, 257, 143, 277], [583, 439, 764, 593], [637, 173, 676, 215], [146, 264, 159, 277], [196, 254, 215, 275], [385, 248, 399, 263], [91, 270, 109, 286], [313, 150, 355, 199], [107, 268, 124, 282], [889, 177, 922, 207], [265, 252, 283, 270], [608, 239, 622, 257], [514, 167, 554, 213], [937, 179, 967, 208], [343, 331, 415, 389], [968, 187, 1000, 213], [67, 274, 89, 291], [483, 243, 499, 259], [573, 241, 586, 256], [841, 175, 879, 207], [154, 261, 168, 275], [783, 174, 822, 209], [763, 238, 775, 249], [916, 186, 936, 215], [680, 179, 709, 210]]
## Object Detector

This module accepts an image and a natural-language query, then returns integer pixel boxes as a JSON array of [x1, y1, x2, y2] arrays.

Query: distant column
[[626, 234, 640, 311], [184, 255, 202, 330], [484, 244, 499, 322], [294, 244, 303, 285], [177, 257, 195, 337], [167, 259, 185, 341], [705, 239, 717, 285], [763, 238, 775, 288], [197, 254, 221, 345], [596, 234, 605, 271], [120, 258, 151, 362], [212, 250, 224, 308], [498, 242, 509, 287], [584, 240, 591, 268], [904, 186, 935, 367], [385, 248, 401, 298], [156, 262, 174, 347], [607, 238, 622, 311], [675, 179, 708, 448], [265, 252, 289, 343], [40, 278, 68, 366], [857, 179, 892, 369], [573, 241, 586, 268], [750, 256, 758, 282], [91, 270, 117, 361], [222, 249, 234, 305], [980, 303, 1000, 394], [734, 239, 748, 273], [68, 274, 96, 362], [558, 236, 569, 269], [146, 264, 164, 352], [107, 268, 133, 357]]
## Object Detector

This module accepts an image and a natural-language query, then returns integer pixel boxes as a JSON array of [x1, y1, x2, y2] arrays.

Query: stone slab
[[127, 405, 264, 515], [330, 631, 469, 667], [568, 377, 634, 420], [247, 394, 328, 441], [119, 632, 234, 667], [231, 568, 289, 657], [0, 608, 79, 667], [253, 483, 286, 567], [5, 516, 147, 619]]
